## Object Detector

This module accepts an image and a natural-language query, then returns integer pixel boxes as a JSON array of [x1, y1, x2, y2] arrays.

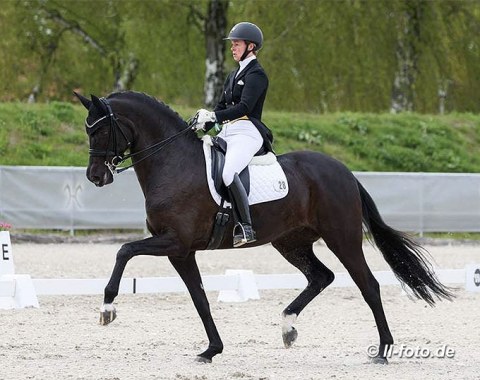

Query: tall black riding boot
[[227, 173, 256, 247]]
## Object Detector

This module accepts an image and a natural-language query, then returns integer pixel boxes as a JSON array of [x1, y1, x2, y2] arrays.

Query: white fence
[[2, 229, 480, 309], [26, 266, 480, 301], [1, 166, 480, 233], [3, 267, 479, 309]]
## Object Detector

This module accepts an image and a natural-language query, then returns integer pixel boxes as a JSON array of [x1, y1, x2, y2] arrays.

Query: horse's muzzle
[[86, 164, 113, 187]]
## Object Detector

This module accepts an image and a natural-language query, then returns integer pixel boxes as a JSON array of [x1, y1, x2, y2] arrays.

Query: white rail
[[29, 267, 475, 300], [2, 166, 480, 233]]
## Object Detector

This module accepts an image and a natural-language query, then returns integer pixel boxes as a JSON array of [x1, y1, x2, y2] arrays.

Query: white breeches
[[217, 120, 263, 186]]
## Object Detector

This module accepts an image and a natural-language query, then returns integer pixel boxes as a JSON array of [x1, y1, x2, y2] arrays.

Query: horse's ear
[[91, 94, 106, 113], [73, 91, 91, 110]]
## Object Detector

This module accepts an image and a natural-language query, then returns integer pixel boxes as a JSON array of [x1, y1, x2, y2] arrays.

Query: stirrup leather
[[233, 222, 256, 247]]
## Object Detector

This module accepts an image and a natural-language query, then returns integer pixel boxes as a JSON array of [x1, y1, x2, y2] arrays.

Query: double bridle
[[85, 97, 192, 174]]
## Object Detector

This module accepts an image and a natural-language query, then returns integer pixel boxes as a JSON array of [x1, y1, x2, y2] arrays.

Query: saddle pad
[[202, 136, 289, 206]]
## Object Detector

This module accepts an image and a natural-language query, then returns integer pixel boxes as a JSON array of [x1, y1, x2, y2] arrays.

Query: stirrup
[[233, 223, 256, 247]]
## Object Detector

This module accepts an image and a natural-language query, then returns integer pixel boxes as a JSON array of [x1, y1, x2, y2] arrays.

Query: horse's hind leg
[[272, 237, 335, 348], [323, 233, 393, 364]]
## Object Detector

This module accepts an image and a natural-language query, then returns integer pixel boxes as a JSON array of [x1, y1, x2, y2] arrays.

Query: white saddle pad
[[202, 136, 289, 206]]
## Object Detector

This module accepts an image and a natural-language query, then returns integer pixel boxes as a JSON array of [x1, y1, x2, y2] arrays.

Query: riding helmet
[[224, 22, 263, 51]]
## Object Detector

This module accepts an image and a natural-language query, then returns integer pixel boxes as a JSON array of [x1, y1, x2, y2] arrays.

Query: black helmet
[[225, 22, 263, 51]]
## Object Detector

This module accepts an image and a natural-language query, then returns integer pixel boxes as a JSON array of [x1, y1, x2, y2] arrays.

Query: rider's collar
[[236, 55, 256, 77]]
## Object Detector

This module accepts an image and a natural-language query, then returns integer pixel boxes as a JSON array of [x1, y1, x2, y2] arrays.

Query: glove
[[196, 109, 216, 123], [192, 109, 217, 131]]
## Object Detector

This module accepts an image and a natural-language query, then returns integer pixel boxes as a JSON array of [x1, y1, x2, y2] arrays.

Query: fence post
[[217, 270, 260, 302]]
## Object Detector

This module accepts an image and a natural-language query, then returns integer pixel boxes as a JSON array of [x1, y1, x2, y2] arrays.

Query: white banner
[[1, 166, 480, 232]]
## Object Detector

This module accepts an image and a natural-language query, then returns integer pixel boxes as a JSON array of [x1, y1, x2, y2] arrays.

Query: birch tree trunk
[[437, 79, 452, 115], [113, 53, 139, 92], [204, 0, 228, 108], [390, 1, 425, 113]]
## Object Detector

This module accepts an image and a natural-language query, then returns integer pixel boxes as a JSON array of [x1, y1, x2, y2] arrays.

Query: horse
[[74, 91, 453, 364]]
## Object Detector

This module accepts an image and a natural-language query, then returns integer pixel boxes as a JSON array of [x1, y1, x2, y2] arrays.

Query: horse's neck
[[132, 126, 205, 196], [115, 98, 205, 197]]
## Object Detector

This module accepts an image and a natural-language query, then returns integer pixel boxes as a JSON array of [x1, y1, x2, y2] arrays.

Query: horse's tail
[[357, 179, 455, 305]]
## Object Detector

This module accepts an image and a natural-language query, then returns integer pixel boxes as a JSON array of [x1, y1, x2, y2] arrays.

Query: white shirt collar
[[236, 55, 256, 77]]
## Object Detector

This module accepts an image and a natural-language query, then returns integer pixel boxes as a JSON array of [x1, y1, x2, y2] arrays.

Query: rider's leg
[[228, 173, 256, 247], [220, 120, 263, 186], [220, 121, 263, 247]]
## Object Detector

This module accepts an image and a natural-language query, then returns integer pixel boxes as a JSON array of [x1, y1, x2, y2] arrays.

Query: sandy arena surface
[[1, 240, 479, 379]]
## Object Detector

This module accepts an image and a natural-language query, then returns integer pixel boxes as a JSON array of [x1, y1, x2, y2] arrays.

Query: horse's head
[[74, 92, 133, 187]]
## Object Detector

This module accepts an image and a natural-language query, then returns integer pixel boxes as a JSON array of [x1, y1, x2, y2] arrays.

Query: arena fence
[[17, 266, 480, 304], [1, 166, 480, 233], [1, 232, 479, 309]]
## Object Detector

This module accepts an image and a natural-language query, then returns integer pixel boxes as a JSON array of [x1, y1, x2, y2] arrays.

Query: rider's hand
[[192, 109, 216, 131], [197, 109, 217, 123]]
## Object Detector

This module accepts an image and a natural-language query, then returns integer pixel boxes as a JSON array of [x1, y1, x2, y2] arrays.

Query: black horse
[[74, 91, 453, 364]]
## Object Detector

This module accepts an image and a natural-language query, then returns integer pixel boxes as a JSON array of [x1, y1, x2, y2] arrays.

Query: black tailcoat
[[214, 59, 273, 151]]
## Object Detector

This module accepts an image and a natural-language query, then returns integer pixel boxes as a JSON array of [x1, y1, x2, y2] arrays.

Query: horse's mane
[[108, 91, 187, 126]]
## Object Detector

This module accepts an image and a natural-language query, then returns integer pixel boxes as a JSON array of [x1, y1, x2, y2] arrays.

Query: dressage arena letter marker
[[0, 231, 39, 309], [465, 264, 480, 292], [0, 231, 14, 276], [2, 244, 9, 259]]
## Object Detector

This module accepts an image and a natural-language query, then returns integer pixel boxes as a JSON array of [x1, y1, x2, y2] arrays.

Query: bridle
[[85, 97, 192, 174], [86, 98, 131, 174]]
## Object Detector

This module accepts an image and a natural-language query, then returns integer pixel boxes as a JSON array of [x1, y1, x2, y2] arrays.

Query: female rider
[[193, 22, 272, 248]]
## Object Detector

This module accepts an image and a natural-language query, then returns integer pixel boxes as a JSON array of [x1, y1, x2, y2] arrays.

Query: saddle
[[207, 136, 269, 250]]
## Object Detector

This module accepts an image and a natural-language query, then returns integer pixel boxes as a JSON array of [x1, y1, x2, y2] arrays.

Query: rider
[[192, 22, 272, 247]]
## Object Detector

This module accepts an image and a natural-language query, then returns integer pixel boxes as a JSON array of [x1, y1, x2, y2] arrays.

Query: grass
[[1, 102, 480, 173], [266, 111, 480, 172], [0, 102, 88, 166], [418, 232, 480, 241]]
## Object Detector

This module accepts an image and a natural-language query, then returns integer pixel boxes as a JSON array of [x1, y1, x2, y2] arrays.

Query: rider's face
[[230, 40, 254, 62]]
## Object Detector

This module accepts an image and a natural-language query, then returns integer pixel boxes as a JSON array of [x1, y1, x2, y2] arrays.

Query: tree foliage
[[1, 0, 479, 113]]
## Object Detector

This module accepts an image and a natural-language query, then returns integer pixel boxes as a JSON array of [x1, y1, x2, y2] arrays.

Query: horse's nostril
[[90, 175, 101, 185]]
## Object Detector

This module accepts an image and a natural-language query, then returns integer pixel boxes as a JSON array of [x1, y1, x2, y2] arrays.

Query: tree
[[187, 0, 229, 108], [2, 0, 480, 113], [12, 0, 139, 102], [46, 1, 140, 92], [390, 1, 426, 113]]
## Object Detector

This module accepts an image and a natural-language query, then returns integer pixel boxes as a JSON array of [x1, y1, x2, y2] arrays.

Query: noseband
[[85, 97, 191, 174]]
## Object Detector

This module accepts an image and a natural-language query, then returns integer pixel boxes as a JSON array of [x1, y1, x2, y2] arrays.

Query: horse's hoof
[[195, 356, 212, 364], [99, 309, 116, 325], [370, 356, 388, 365], [99, 304, 117, 325], [195, 346, 222, 363], [282, 326, 298, 348]]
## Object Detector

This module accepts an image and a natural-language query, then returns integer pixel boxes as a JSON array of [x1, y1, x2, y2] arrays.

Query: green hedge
[[1, 102, 479, 172]]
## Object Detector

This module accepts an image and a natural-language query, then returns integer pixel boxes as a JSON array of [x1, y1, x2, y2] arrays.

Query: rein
[[86, 97, 192, 174]]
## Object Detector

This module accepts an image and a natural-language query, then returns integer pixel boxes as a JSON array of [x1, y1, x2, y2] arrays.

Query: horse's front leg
[[100, 234, 187, 325], [169, 254, 223, 363]]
